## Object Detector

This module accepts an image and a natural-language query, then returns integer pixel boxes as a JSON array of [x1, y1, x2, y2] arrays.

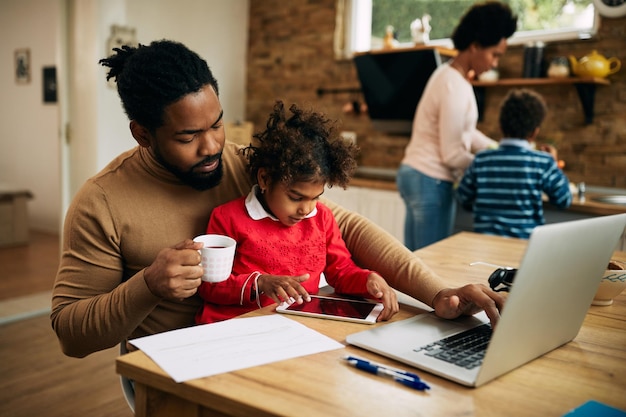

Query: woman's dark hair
[[243, 101, 358, 189], [499, 89, 547, 139], [451, 1, 517, 51], [99, 39, 219, 132]]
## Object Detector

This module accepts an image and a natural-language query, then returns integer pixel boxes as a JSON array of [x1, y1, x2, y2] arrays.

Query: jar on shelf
[[547, 57, 570, 78]]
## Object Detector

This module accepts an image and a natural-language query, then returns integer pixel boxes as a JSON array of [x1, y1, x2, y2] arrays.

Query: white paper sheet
[[129, 314, 344, 382]]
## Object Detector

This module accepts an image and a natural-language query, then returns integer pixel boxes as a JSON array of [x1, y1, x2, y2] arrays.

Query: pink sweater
[[402, 64, 496, 182]]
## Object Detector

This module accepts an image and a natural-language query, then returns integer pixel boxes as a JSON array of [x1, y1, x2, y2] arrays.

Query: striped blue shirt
[[456, 139, 572, 239]]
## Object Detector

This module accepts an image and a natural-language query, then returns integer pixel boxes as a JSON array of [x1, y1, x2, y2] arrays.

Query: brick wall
[[246, 0, 626, 188]]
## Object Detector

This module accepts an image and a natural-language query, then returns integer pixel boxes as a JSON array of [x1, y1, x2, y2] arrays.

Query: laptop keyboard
[[413, 324, 492, 370]]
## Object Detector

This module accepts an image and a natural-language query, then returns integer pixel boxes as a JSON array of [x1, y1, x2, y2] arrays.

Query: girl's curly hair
[[242, 101, 358, 189]]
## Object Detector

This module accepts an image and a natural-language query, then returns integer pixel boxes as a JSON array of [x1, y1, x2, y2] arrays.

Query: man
[[51, 40, 505, 358]]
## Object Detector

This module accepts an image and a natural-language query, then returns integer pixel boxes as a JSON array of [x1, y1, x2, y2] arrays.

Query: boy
[[456, 89, 572, 238]]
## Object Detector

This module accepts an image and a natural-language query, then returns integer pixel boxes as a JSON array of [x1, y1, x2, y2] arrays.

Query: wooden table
[[117, 232, 626, 417]]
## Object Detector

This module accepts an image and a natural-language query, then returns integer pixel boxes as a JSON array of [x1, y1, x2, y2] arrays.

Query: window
[[335, 0, 598, 58]]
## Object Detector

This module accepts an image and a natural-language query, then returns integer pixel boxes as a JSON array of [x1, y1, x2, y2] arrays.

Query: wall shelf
[[471, 77, 610, 124]]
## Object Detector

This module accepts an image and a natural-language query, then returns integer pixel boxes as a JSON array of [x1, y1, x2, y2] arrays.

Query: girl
[[196, 101, 399, 324]]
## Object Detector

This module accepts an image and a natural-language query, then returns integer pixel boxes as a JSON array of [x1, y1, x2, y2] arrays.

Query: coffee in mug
[[193, 234, 237, 283]]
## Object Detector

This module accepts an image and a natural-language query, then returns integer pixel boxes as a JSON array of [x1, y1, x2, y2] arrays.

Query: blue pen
[[344, 356, 430, 391]]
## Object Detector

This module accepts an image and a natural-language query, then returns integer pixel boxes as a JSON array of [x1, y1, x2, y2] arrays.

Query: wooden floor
[[0, 231, 61, 300], [0, 232, 132, 417]]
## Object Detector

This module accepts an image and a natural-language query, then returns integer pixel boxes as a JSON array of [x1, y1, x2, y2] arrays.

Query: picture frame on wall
[[15, 48, 31, 84]]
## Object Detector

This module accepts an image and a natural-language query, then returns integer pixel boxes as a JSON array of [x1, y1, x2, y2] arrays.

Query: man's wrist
[[430, 288, 447, 309]]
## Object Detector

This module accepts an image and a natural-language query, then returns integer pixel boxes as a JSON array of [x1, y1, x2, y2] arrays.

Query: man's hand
[[365, 273, 399, 321], [257, 273, 311, 305], [143, 239, 204, 301], [431, 284, 506, 328]]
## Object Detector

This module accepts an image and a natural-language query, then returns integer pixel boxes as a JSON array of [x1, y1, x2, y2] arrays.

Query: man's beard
[[155, 149, 224, 191]]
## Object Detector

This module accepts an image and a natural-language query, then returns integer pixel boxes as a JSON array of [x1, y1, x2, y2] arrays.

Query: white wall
[[125, 0, 249, 130], [93, 0, 250, 171], [0, 0, 63, 233], [0, 0, 249, 234]]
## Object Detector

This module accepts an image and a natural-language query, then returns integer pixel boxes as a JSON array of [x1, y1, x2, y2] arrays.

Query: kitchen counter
[[351, 168, 626, 216], [554, 192, 626, 216]]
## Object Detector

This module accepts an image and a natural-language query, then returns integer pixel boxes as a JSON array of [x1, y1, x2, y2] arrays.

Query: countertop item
[[569, 50, 621, 78]]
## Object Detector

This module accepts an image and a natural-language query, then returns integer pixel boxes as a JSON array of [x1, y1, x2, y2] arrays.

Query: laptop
[[347, 214, 626, 387]]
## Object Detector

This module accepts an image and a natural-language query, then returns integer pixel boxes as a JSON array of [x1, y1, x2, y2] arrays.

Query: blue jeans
[[396, 164, 456, 251]]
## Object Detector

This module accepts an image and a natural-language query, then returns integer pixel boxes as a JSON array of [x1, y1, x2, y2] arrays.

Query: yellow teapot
[[569, 50, 621, 78]]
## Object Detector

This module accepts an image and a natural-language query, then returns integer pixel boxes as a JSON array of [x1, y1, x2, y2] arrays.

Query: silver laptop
[[347, 214, 626, 387]]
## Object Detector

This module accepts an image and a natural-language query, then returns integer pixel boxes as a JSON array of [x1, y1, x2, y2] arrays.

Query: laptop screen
[[353, 48, 442, 134]]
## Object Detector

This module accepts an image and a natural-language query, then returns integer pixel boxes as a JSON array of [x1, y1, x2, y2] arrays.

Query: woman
[[397, 1, 517, 250]]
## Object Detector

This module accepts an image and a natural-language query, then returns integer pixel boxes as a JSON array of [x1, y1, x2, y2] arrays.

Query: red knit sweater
[[196, 195, 372, 324]]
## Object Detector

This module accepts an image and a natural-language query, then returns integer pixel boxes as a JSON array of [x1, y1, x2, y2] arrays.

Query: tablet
[[276, 295, 383, 324]]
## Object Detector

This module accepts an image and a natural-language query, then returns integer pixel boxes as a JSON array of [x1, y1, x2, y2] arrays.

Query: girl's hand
[[257, 273, 311, 305], [366, 273, 399, 321]]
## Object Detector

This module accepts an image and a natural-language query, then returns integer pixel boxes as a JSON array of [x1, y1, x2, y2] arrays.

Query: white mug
[[193, 234, 237, 283]]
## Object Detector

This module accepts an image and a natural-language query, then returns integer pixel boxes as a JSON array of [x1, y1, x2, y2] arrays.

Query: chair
[[119, 343, 135, 413]]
